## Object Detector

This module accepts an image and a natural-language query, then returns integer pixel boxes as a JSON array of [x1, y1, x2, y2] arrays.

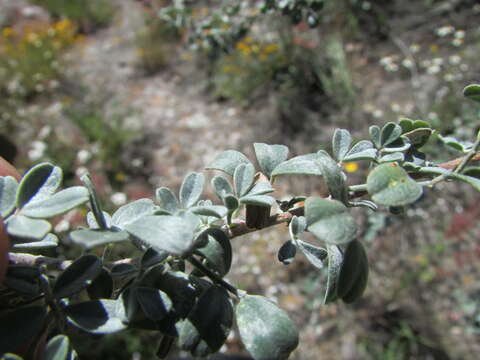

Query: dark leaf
[[53, 254, 103, 299]]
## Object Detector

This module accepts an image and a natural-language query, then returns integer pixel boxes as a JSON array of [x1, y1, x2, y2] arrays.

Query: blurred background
[[1, 0, 480, 359]]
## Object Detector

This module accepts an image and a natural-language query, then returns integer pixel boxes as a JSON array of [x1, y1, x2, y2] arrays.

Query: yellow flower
[[2, 27, 13, 38], [344, 162, 359, 173]]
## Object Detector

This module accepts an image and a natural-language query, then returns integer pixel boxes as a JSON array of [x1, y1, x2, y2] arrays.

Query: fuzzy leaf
[[367, 163, 423, 206], [206, 150, 250, 176], [87, 268, 113, 300], [278, 240, 296, 265], [305, 197, 356, 245], [239, 195, 275, 207], [21, 186, 89, 218], [124, 214, 200, 256], [189, 205, 228, 218], [65, 299, 127, 334], [178, 286, 233, 357], [16, 163, 62, 208], [380, 122, 402, 147], [81, 173, 108, 229], [402, 128, 432, 148], [0, 176, 18, 217], [87, 211, 112, 229], [289, 215, 306, 237], [438, 135, 473, 153], [324, 244, 343, 304], [271, 153, 322, 178], [236, 295, 299, 360], [248, 180, 274, 195], [112, 199, 156, 228], [211, 175, 234, 200], [12, 233, 59, 250], [53, 254, 103, 298], [316, 151, 348, 202], [254, 143, 289, 178], [155, 187, 178, 214], [332, 129, 352, 161], [343, 140, 377, 162], [379, 152, 404, 163], [194, 228, 232, 277], [369, 125, 381, 148], [337, 240, 369, 301], [45, 335, 70, 360], [6, 215, 51, 240], [70, 229, 130, 248], [234, 163, 255, 197], [180, 173, 204, 208], [136, 287, 173, 321], [296, 240, 327, 269]]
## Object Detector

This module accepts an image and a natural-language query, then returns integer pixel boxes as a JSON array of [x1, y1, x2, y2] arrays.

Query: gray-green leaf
[[70, 229, 130, 249], [296, 240, 327, 269], [155, 187, 178, 214], [367, 163, 423, 206], [211, 176, 234, 201], [234, 163, 255, 197], [271, 153, 322, 178], [332, 129, 352, 161], [206, 150, 250, 176], [316, 151, 347, 202], [16, 163, 62, 208], [380, 122, 402, 147], [6, 215, 51, 240], [236, 295, 299, 360], [124, 214, 200, 256], [0, 176, 18, 217], [254, 143, 289, 178], [180, 173, 204, 208], [324, 244, 343, 304], [239, 195, 275, 207], [112, 199, 156, 228], [305, 197, 356, 245], [343, 140, 377, 162], [21, 186, 89, 218]]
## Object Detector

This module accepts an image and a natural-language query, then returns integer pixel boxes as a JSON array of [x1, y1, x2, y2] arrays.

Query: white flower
[[391, 103, 401, 112], [452, 38, 463, 47], [432, 57, 443, 66], [75, 167, 88, 178], [385, 63, 399, 72], [77, 149, 91, 164], [449, 55, 461, 65], [427, 64, 441, 75], [435, 25, 454, 37], [409, 44, 420, 53], [454, 30, 465, 39], [111, 192, 127, 206], [373, 109, 384, 118], [401, 58, 414, 69]]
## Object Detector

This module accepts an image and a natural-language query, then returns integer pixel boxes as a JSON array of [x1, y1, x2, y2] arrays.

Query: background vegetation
[[1, 0, 479, 359]]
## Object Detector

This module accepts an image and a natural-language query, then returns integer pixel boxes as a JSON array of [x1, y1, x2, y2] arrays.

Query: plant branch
[[187, 256, 240, 297]]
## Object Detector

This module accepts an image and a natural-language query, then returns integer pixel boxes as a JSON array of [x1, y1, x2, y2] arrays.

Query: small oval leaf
[[271, 153, 322, 178], [16, 163, 62, 208], [6, 215, 51, 240], [180, 173, 205, 208], [21, 186, 89, 218], [53, 254, 103, 299], [206, 150, 250, 176], [0, 176, 18, 217], [236, 295, 299, 360], [45, 335, 70, 360], [155, 187, 178, 214], [254, 143, 289, 178], [332, 129, 352, 161], [278, 240, 296, 265], [367, 163, 423, 206], [234, 163, 255, 197]]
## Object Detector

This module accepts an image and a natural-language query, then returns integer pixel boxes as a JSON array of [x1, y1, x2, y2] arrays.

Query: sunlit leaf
[[206, 150, 250, 176], [21, 186, 89, 218], [112, 199, 156, 228], [305, 197, 356, 245], [16, 163, 62, 208], [234, 163, 255, 197], [70, 229, 130, 249], [367, 163, 423, 206], [271, 153, 322, 178], [236, 295, 299, 360], [6, 215, 51, 240], [180, 173, 204, 208], [332, 129, 352, 161], [254, 143, 289, 178], [0, 176, 18, 217], [155, 187, 178, 214]]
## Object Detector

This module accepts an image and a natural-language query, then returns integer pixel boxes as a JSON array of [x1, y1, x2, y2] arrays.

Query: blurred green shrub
[[0, 20, 78, 132], [213, 37, 288, 102], [30, 0, 115, 32], [136, 13, 180, 74]]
